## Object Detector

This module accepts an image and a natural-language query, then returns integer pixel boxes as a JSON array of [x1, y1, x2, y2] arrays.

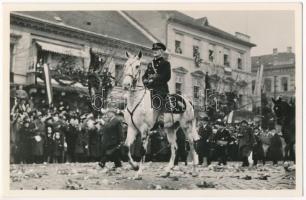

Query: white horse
[[122, 51, 199, 178]]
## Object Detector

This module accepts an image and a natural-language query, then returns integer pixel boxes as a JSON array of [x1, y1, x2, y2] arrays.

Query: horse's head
[[122, 51, 142, 90], [89, 48, 105, 71], [272, 97, 292, 125]]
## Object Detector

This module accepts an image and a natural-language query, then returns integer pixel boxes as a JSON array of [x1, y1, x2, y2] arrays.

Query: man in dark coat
[[198, 117, 213, 166], [142, 42, 171, 111], [252, 127, 265, 165], [99, 109, 123, 168], [268, 129, 283, 165], [174, 127, 188, 166], [237, 120, 255, 167], [214, 120, 231, 165], [18, 120, 33, 164], [31, 113, 45, 163]]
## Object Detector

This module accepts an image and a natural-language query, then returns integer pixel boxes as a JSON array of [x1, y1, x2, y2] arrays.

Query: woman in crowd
[[31, 112, 45, 163]]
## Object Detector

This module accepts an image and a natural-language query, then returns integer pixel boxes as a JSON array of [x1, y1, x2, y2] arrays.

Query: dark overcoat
[[268, 134, 283, 161], [198, 124, 213, 156], [238, 126, 255, 158], [31, 119, 45, 156], [101, 117, 123, 154]]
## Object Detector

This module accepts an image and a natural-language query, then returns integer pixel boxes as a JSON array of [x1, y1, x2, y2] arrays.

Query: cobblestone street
[[10, 162, 295, 190]]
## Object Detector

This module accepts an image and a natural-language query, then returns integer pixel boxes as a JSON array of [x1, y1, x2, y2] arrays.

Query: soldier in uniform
[[213, 120, 232, 165], [142, 42, 171, 111], [198, 117, 213, 166]]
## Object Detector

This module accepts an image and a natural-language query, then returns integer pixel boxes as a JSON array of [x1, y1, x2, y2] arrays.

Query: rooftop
[[13, 11, 154, 48], [251, 51, 295, 71], [160, 11, 256, 47]]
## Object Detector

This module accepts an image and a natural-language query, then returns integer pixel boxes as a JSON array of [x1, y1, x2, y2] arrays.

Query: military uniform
[[198, 122, 213, 165], [142, 43, 171, 111], [214, 124, 231, 165]]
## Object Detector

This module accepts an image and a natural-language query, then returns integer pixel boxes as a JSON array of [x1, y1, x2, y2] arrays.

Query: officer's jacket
[[142, 57, 171, 93], [214, 128, 231, 144], [198, 124, 213, 142]]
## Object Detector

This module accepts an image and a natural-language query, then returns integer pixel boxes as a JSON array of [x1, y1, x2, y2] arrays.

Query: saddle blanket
[[151, 93, 187, 114]]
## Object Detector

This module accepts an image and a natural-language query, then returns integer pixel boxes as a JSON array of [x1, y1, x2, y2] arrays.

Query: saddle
[[151, 93, 187, 114]]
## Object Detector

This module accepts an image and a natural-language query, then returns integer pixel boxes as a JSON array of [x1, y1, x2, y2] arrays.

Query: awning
[[36, 41, 86, 58]]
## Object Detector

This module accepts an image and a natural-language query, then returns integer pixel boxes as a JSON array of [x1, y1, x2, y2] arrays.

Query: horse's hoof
[[133, 175, 142, 180], [160, 171, 170, 178], [132, 165, 139, 171], [192, 172, 199, 177]]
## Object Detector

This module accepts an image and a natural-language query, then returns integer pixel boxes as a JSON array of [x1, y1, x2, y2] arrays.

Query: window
[[193, 40, 201, 67], [193, 38, 200, 56], [176, 83, 182, 95], [208, 44, 215, 62], [264, 78, 272, 92], [193, 86, 200, 99], [115, 64, 124, 86], [193, 78, 201, 99], [237, 52, 243, 69], [193, 45, 199, 57], [223, 49, 230, 67], [237, 58, 242, 69], [175, 74, 184, 94], [281, 77, 288, 92], [175, 33, 183, 54]]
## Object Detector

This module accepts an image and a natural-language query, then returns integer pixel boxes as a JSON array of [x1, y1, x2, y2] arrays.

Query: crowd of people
[[194, 118, 285, 167], [10, 95, 286, 167]]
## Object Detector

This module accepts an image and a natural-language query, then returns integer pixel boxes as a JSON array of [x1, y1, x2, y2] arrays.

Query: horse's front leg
[[134, 131, 150, 179], [124, 127, 139, 171]]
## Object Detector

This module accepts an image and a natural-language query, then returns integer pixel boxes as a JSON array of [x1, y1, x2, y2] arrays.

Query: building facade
[[125, 11, 256, 116], [10, 11, 154, 111], [251, 47, 295, 102]]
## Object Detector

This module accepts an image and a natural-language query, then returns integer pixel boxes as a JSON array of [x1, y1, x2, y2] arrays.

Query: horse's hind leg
[[163, 128, 177, 177], [185, 121, 198, 177]]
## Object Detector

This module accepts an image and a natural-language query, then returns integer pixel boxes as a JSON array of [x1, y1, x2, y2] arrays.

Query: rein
[[126, 88, 147, 135]]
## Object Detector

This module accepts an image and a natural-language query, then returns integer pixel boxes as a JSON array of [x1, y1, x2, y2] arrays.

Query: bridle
[[123, 58, 146, 135], [124, 58, 142, 90]]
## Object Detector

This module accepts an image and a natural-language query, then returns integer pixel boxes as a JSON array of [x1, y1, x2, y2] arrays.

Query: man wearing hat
[[142, 42, 171, 111], [197, 117, 213, 166], [99, 108, 123, 168], [213, 120, 231, 165]]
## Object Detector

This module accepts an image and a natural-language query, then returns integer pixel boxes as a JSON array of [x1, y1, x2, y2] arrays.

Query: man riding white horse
[[142, 42, 171, 111], [121, 45, 199, 178], [143, 42, 185, 116]]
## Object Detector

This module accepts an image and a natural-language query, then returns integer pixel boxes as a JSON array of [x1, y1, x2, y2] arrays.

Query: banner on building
[[43, 63, 53, 105]]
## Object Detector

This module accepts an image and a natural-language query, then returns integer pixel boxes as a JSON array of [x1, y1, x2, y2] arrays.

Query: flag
[[254, 65, 264, 107], [108, 59, 116, 85], [43, 63, 53, 105]]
